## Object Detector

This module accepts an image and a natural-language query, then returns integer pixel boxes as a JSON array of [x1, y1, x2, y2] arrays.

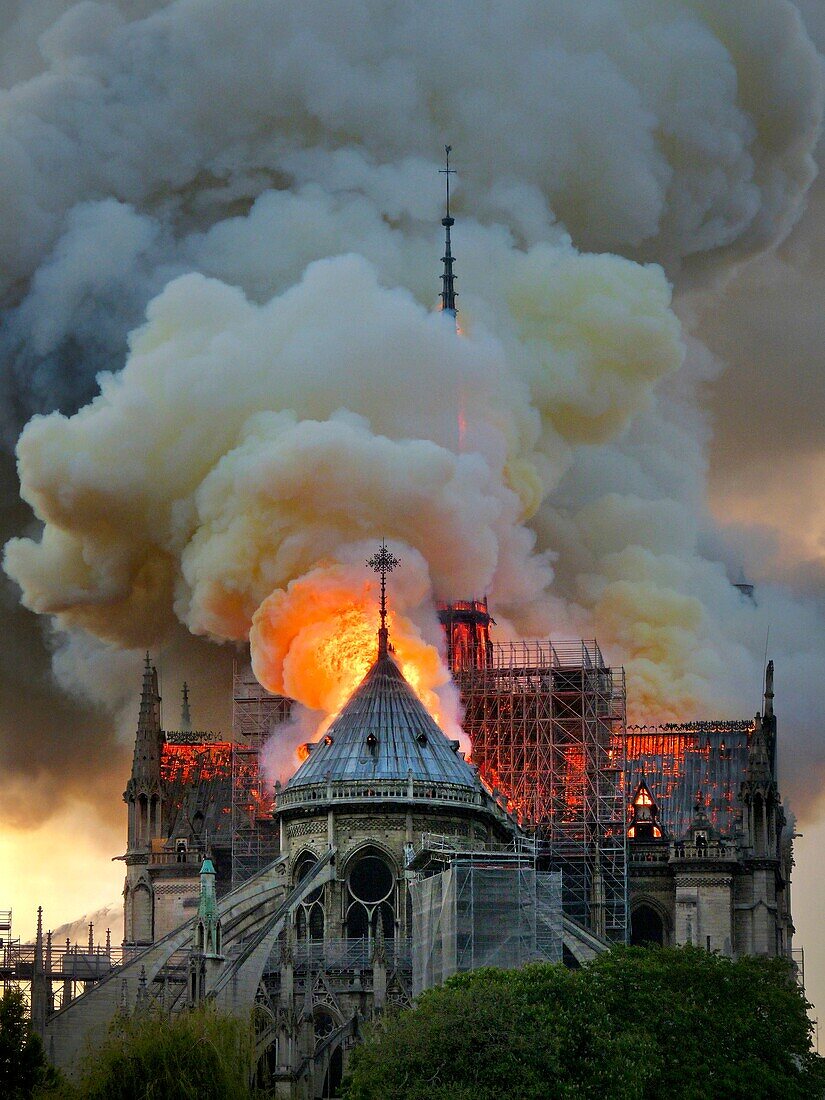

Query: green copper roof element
[[196, 857, 221, 958], [285, 652, 476, 790]]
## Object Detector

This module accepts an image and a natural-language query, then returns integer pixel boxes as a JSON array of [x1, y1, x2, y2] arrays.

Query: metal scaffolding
[[230, 663, 292, 888], [408, 834, 563, 994], [0, 913, 123, 1012], [453, 639, 627, 942]]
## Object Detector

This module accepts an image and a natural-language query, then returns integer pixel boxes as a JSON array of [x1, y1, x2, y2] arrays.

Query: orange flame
[[250, 565, 453, 757]]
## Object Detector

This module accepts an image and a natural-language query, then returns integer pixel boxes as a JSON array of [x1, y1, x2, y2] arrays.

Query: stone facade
[[627, 667, 793, 961], [41, 650, 792, 1098]]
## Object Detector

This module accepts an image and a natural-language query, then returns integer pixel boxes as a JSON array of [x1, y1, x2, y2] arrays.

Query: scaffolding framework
[[230, 663, 292, 888], [454, 639, 627, 942], [1, 912, 123, 1012], [409, 837, 563, 994]]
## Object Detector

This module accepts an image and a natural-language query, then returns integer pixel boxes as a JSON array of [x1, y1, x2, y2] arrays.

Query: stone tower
[[627, 662, 793, 960], [123, 655, 164, 948], [737, 661, 792, 955]]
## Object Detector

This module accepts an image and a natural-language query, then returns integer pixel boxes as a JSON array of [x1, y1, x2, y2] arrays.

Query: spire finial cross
[[367, 540, 400, 658], [439, 144, 455, 220]]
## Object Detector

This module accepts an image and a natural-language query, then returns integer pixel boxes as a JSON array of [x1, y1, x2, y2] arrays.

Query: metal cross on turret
[[438, 144, 458, 319], [367, 540, 400, 659]]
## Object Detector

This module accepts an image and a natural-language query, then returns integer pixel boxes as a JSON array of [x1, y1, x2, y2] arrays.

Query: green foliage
[[43, 1003, 257, 1100], [0, 987, 59, 1099], [344, 946, 825, 1100]]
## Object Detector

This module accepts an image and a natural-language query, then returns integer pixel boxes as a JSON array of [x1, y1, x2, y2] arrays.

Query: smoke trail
[[0, 0, 823, 833]]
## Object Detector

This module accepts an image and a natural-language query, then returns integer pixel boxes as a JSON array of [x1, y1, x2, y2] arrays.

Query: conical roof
[[285, 652, 476, 790]]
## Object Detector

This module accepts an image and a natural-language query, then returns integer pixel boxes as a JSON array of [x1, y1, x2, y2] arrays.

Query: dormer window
[[627, 780, 663, 840]]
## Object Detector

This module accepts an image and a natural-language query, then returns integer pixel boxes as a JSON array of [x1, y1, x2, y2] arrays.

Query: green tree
[[0, 987, 58, 1098], [344, 947, 825, 1100], [42, 1003, 257, 1100]]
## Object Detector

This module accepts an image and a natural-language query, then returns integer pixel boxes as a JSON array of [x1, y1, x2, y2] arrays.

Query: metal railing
[[275, 778, 503, 814], [272, 937, 412, 972]]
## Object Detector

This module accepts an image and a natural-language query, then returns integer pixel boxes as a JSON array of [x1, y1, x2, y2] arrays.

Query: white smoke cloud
[[0, 0, 824, 832], [0, 0, 818, 397], [4, 243, 681, 700]]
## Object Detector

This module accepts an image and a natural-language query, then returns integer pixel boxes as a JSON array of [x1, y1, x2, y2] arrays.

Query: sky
[[0, 0, 824, 1025]]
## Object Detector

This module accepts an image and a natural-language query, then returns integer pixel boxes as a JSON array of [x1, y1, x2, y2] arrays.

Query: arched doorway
[[630, 903, 665, 946]]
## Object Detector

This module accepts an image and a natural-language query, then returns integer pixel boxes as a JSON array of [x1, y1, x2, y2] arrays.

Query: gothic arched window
[[293, 853, 325, 943], [345, 850, 395, 943]]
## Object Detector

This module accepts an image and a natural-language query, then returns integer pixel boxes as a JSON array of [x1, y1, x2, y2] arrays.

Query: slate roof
[[285, 652, 477, 790]]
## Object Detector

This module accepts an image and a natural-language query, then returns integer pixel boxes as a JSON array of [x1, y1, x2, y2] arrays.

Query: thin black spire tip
[[438, 145, 458, 317]]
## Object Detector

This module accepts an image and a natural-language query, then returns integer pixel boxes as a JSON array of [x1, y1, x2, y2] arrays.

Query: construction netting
[[410, 863, 562, 995]]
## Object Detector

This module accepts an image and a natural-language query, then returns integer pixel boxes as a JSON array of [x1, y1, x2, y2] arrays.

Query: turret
[[122, 656, 164, 949], [741, 662, 782, 859], [189, 857, 224, 1003], [124, 654, 164, 851]]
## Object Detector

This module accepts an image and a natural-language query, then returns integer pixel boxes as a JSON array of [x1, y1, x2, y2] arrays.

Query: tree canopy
[[0, 987, 58, 1099], [41, 1003, 256, 1100], [344, 946, 825, 1100]]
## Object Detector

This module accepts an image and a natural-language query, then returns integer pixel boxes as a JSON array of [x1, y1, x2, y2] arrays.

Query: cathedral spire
[[367, 540, 400, 660], [181, 681, 192, 733], [439, 145, 458, 321], [132, 653, 162, 782], [763, 660, 774, 722], [31, 907, 47, 1034]]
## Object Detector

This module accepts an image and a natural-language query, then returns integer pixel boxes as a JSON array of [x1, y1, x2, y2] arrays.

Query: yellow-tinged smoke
[[1, 0, 823, 811], [3, 246, 684, 744]]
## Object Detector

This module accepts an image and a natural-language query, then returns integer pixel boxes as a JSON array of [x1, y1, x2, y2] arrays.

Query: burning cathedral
[[22, 174, 793, 1098]]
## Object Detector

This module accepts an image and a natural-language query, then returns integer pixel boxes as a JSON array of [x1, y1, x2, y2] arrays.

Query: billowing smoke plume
[[0, 1, 824, 830], [4, 245, 682, 756]]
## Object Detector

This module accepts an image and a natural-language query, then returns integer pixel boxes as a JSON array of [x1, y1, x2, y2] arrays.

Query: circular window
[[348, 855, 394, 904]]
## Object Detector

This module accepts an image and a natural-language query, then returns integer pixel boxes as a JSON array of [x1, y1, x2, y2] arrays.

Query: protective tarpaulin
[[411, 863, 562, 995]]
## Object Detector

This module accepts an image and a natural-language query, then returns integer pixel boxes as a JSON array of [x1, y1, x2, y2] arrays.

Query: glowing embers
[[160, 742, 232, 785], [627, 779, 663, 840], [622, 724, 751, 839]]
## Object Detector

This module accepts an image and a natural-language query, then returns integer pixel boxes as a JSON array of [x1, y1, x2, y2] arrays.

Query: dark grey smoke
[[0, 0, 822, 832]]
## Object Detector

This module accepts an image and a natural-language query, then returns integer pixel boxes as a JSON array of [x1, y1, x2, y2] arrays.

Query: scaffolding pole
[[454, 639, 628, 943]]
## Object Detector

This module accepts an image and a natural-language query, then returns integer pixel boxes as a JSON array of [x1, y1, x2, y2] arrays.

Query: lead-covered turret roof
[[285, 651, 476, 789]]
